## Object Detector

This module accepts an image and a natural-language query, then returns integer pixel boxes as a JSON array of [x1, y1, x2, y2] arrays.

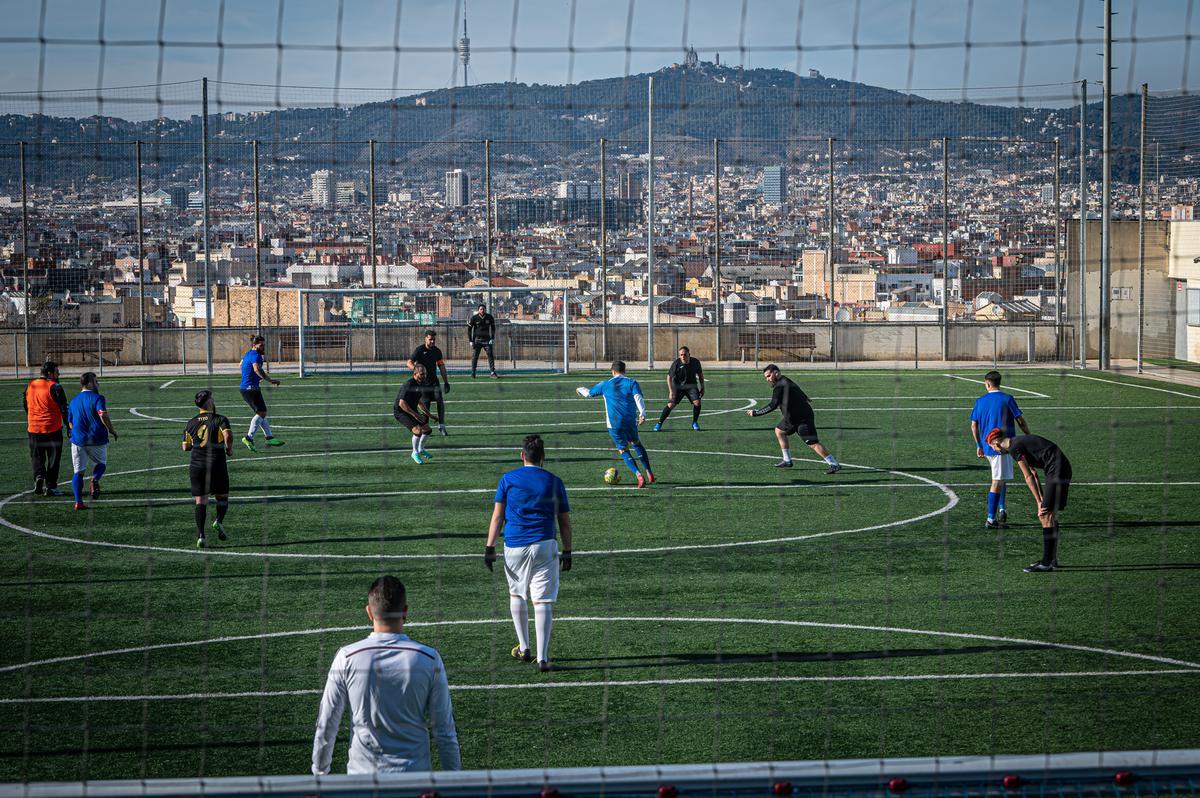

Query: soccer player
[[576, 360, 655, 487], [312, 576, 461, 774], [746, 364, 841, 474], [24, 361, 69, 497], [485, 434, 573, 673], [986, 429, 1073, 573], [969, 370, 1031, 529], [408, 330, 450, 435], [467, 303, 498, 378], [395, 364, 434, 465], [183, 390, 234, 548], [654, 346, 705, 431], [240, 334, 283, 452], [66, 372, 118, 510]]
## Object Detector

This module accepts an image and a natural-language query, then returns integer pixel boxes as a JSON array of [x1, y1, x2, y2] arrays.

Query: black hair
[[522, 434, 546, 464], [250, 335, 265, 345], [611, 360, 626, 373], [679, 346, 690, 354], [424, 329, 436, 338], [79, 372, 97, 388], [763, 363, 780, 374], [984, 370, 1002, 387], [367, 576, 407, 620], [40, 361, 58, 377], [194, 390, 213, 409]]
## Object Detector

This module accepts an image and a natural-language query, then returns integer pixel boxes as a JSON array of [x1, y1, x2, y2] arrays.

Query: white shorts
[[986, 453, 1013, 481], [503, 538, 560, 603], [71, 444, 107, 474]]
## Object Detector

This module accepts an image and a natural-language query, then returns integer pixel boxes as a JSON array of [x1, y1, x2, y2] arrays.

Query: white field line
[[0, 448, 957, 560], [6, 669, 1198, 704], [943, 374, 1050, 398], [3, 615, 1197, 676], [1067, 372, 1200, 399], [157, 379, 176, 389]]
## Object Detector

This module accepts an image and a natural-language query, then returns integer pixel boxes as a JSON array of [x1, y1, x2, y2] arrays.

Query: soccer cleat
[[419, 450, 433, 461], [264, 437, 285, 447], [986, 519, 999, 530], [536, 661, 553, 673], [45, 487, 63, 496], [691, 421, 700, 431], [241, 436, 257, 452], [653, 422, 662, 432], [411, 451, 424, 465], [511, 646, 533, 664], [471, 372, 477, 379], [998, 509, 1008, 525], [774, 460, 794, 468], [73, 502, 87, 511], [646, 471, 656, 485], [636, 473, 647, 489], [438, 423, 448, 436], [90, 481, 100, 500], [196, 536, 206, 549], [490, 371, 499, 379], [824, 463, 842, 475], [212, 520, 227, 541], [34, 477, 45, 496], [1023, 561, 1057, 573]]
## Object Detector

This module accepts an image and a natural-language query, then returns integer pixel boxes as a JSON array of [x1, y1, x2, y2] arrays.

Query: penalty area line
[[5, 669, 1198, 704], [943, 374, 1050, 398]]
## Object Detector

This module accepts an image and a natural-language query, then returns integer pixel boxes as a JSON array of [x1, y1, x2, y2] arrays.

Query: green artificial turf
[[0, 367, 1197, 781]]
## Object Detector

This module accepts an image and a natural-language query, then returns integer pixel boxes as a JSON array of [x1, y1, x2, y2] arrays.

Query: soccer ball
[[603, 467, 621, 485]]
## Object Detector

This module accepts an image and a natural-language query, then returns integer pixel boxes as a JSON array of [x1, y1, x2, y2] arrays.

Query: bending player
[[969, 370, 1030, 529], [395, 364, 434, 465], [986, 429, 1073, 573], [747, 364, 841, 474], [654, 346, 705, 431], [576, 360, 655, 487], [183, 390, 234, 548], [240, 334, 283, 452], [408, 330, 450, 436]]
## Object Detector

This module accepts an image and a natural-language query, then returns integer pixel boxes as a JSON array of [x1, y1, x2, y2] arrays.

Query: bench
[[42, 335, 125, 366], [279, 328, 351, 360], [737, 330, 818, 363]]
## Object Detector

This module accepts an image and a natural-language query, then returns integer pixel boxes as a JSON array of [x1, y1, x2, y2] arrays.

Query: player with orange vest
[[24, 361, 70, 496]]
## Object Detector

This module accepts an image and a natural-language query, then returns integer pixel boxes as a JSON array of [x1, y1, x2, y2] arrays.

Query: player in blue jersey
[[66, 372, 118, 510], [969, 371, 1030, 529], [239, 335, 283, 452], [576, 360, 655, 488], [485, 435, 573, 672]]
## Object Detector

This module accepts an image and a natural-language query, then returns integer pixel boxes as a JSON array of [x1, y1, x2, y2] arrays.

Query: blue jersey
[[67, 390, 108, 446], [240, 349, 264, 390], [586, 375, 645, 430], [494, 465, 570, 548], [970, 390, 1022, 456]]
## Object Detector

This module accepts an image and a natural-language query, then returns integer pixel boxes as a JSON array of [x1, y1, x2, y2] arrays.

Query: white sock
[[417, 433, 428, 452], [824, 454, 839, 466], [412, 435, 420, 453], [259, 417, 272, 438], [247, 415, 260, 440], [781, 448, 792, 463], [534, 602, 553, 663], [510, 597, 530, 652]]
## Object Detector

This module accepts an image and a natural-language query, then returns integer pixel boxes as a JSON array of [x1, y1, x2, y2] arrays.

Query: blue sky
[[0, 0, 1195, 117]]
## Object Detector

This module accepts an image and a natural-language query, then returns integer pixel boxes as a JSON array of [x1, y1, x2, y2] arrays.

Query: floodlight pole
[[646, 75, 655, 369], [19, 141, 30, 369], [1137, 83, 1147, 374], [253, 140, 262, 334], [135, 140, 146, 364], [713, 138, 722, 362], [368, 139, 378, 359], [1099, 0, 1112, 370], [941, 136, 949, 361], [485, 139, 493, 287], [1054, 137, 1062, 361], [599, 138, 608, 360], [1079, 79, 1088, 368], [201, 77, 213, 376], [827, 137, 835, 363]]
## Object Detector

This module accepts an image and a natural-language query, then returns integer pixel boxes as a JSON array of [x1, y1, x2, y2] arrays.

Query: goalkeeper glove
[[560, 550, 572, 572], [575, 386, 589, 398], [442, 381, 450, 394], [484, 546, 496, 572]]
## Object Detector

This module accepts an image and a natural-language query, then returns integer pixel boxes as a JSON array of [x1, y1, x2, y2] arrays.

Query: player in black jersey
[[395, 364, 434, 465], [654, 346, 705, 431], [182, 390, 234, 548], [986, 429, 1073, 573], [408, 330, 450, 435], [467, 304, 499, 379], [747, 364, 841, 474]]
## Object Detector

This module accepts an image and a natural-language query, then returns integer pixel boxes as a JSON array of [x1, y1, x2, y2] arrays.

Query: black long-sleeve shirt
[[467, 312, 497, 343], [751, 376, 810, 422]]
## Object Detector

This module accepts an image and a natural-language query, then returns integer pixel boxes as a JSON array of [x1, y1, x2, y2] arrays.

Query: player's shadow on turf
[[221, 531, 478, 548], [1054, 563, 1200, 571], [550, 643, 1041, 671]]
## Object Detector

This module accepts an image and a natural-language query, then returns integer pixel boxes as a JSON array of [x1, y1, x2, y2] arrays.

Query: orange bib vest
[[25, 379, 63, 434]]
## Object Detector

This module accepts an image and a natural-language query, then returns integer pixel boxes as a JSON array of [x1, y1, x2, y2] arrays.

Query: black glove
[[442, 381, 450, 395], [560, 550, 572, 572], [484, 546, 496, 572]]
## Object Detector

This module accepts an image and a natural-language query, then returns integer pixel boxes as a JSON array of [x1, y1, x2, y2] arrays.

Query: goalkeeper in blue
[[577, 360, 655, 488]]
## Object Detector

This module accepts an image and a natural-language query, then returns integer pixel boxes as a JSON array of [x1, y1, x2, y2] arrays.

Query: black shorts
[[189, 459, 230, 497], [777, 404, 819, 445], [671, 385, 701, 404], [393, 409, 426, 432], [240, 388, 267, 414], [419, 383, 444, 404], [1041, 476, 1071, 514]]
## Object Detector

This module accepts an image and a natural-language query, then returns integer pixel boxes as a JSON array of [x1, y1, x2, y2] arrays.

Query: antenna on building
[[458, 0, 471, 87]]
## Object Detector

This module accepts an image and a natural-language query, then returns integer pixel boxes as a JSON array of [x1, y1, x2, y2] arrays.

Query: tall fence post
[[1137, 83, 1148, 374], [713, 138, 722, 362], [136, 141, 146, 365], [599, 138, 608, 361], [201, 77, 214, 376], [485, 139, 493, 288], [646, 76, 655, 370], [297, 289, 305, 378], [1054, 137, 1062, 362], [1079, 78, 1088, 368], [941, 136, 949, 361], [827, 137, 836, 364], [1099, 0, 1112, 370], [253, 140, 262, 334], [19, 141, 30, 370], [368, 139, 378, 361], [562, 288, 570, 374]]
